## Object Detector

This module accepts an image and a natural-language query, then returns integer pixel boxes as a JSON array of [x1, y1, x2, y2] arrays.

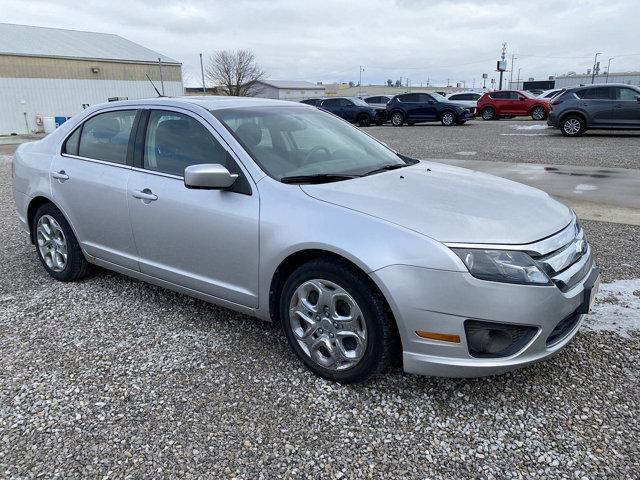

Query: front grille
[[546, 311, 581, 346]]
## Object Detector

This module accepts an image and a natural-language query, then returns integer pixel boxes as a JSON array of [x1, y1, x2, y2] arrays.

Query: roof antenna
[[146, 74, 163, 97]]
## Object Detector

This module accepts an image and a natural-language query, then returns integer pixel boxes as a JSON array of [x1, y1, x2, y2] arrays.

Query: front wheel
[[440, 111, 456, 126], [561, 115, 586, 137], [280, 258, 396, 383], [390, 112, 404, 127], [531, 106, 547, 120], [357, 113, 371, 127], [481, 107, 496, 121], [32, 203, 92, 282]]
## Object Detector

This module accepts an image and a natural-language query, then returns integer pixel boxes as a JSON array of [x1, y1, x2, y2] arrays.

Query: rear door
[[399, 94, 422, 120], [575, 86, 616, 125], [127, 108, 259, 307], [489, 91, 510, 115], [50, 108, 139, 270], [611, 86, 640, 126]]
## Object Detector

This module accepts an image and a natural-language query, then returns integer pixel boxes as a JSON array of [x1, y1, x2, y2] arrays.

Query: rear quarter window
[[62, 126, 81, 155]]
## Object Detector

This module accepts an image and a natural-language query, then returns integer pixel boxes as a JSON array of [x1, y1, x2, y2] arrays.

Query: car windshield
[[351, 98, 369, 106], [212, 106, 405, 181], [430, 92, 448, 102]]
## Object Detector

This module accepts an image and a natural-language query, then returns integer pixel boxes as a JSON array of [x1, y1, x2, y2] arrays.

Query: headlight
[[452, 249, 551, 285]]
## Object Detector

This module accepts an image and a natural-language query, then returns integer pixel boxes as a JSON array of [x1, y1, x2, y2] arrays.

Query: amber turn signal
[[415, 331, 461, 343]]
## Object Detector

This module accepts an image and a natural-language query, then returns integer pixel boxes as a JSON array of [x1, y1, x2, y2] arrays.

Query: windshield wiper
[[280, 174, 360, 184], [363, 163, 408, 176]]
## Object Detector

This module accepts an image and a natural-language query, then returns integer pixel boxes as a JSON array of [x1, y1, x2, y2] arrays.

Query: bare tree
[[205, 49, 265, 96]]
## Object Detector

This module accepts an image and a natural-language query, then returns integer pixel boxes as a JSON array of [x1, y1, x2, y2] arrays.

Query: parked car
[[319, 97, 386, 126], [362, 95, 392, 107], [547, 83, 640, 136], [386, 92, 473, 126], [300, 98, 323, 107], [477, 90, 550, 120], [538, 89, 564, 99], [526, 89, 545, 96], [13, 97, 599, 383], [445, 91, 482, 113]]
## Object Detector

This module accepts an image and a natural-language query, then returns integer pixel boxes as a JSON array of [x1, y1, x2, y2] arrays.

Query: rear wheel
[[390, 112, 404, 127], [280, 258, 396, 383], [32, 203, 92, 282], [357, 113, 371, 127], [531, 106, 547, 120], [481, 107, 496, 121], [560, 115, 586, 137], [440, 111, 456, 126]]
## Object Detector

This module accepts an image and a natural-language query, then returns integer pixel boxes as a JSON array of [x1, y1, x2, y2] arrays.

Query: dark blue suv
[[386, 92, 472, 126], [319, 97, 386, 127]]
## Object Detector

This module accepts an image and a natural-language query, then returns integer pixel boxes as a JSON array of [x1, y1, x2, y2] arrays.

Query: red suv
[[477, 90, 550, 121]]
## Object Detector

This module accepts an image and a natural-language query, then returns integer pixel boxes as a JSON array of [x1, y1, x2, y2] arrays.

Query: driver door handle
[[132, 189, 158, 201]]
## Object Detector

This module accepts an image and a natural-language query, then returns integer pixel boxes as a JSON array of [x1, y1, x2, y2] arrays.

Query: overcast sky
[[1, 0, 638, 87]]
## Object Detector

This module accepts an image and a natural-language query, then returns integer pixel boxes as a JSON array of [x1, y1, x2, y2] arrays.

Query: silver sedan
[[12, 97, 599, 383]]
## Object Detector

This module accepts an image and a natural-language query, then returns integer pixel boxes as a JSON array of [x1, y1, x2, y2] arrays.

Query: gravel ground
[[1, 150, 639, 479], [366, 120, 640, 170]]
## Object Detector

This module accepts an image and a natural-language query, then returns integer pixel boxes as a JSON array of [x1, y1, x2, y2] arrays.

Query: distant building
[[0, 23, 183, 134], [253, 80, 325, 101], [553, 72, 640, 88]]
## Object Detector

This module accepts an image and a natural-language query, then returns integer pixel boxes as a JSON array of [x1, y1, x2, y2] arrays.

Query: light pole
[[606, 57, 614, 83], [199, 53, 206, 94], [509, 53, 518, 89], [359, 66, 365, 95], [591, 52, 602, 84]]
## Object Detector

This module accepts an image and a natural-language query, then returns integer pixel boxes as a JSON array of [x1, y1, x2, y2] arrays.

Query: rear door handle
[[51, 170, 69, 181], [132, 189, 158, 202]]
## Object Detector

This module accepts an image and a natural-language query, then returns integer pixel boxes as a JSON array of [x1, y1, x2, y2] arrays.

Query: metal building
[[553, 72, 640, 88], [0, 23, 183, 135], [253, 80, 325, 101]]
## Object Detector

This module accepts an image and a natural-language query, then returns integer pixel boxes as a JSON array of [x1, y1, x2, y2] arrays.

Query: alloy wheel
[[391, 113, 403, 126], [532, 107, 545, 120], [36, 214, 68, 272], [288, 279, 367, 371], [442, 112, 455, 126], [563, 118, 582, 135], [482, 108, 494, 120]]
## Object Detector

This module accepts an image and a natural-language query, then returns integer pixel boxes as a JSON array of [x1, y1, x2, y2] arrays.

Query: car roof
[[568, 83, 638, 89], [96, 95, 307, 111]]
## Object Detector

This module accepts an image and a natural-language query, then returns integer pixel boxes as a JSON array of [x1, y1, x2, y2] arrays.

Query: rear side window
[[78, 110, 137, 164], [490, 91, 510, 99], [398, 94, 420, 102], [322, 99, 338, 108], [364, 97, 378, 104], [63, 127, 81, 155], [576, 87, 612, 100], [144, 110, 233, 177]]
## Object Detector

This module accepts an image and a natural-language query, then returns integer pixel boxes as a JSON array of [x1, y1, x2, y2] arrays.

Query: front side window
[[144, 110, 232, 177], [576, 87, 612, 100], [399, 93, 420, 102], [78, 110, 136, 164], [213, 106, 405, 181]]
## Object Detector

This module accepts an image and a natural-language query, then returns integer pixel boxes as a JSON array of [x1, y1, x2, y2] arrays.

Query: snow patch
[[512, 124, 550, 130], [500, 133, 547, 136], [574, 184, 598, 194], [455, 151, 477, 156], [584, 279, 640, 338]]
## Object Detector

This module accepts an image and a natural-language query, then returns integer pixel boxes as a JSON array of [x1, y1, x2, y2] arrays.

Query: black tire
[[481, 107, 496, 121], [279, 258, 397, 383], [560, 115, 586, 137], [32, 203, 92, 282], [357, 113, 371, 127], [531, 106, 547, 121], [456, 120, 467, 125], [375, 119, 385, 126], [440, 110, 456, 126], [406, 121, 415, 126], [390, 112, 404, 127]]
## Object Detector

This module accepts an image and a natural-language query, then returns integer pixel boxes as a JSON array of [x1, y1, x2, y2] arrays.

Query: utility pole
[[606, 57, 614, 83], [158, 57, 165, 95], [199, 53, 206, 94], [509, 53, 517, 89], [591, 52, 602, 84], [517, 68, 521, 89], [359, 66, 365, 95]]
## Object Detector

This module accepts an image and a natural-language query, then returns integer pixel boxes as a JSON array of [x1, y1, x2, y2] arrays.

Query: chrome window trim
[[444, 217, 577, 256], [131, 166, 183, 181], [60, 153, 131, 170]]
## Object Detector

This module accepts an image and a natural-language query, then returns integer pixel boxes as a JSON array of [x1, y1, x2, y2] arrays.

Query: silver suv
[[12, 97, 599, 383], [547, 83, 640, 136]]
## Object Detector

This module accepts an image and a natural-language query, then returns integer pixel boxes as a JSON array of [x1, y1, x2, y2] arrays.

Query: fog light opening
[[464, 320, 537, 358]]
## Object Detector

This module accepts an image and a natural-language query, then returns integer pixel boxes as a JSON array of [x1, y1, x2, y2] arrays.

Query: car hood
[[300, 162, 572, 244], [448, 100, 477, 108]]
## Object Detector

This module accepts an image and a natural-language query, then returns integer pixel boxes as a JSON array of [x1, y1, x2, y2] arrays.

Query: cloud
[[0, 0, 637, 87]]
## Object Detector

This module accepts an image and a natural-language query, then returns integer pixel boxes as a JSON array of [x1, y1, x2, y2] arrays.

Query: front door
[[127, 108, 259, 307], [611, 86, 640, 126], [50, 108, 139, 270], [417, 94, 438, 120]]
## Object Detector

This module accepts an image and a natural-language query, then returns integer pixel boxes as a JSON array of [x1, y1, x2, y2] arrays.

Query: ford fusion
[[12, 97, 599, 383]]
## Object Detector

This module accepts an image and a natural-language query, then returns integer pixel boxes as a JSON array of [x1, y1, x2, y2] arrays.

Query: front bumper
[[370, 258, 598, 378]]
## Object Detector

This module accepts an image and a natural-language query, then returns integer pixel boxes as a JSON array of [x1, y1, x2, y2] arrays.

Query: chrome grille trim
[[551, 245, 593, 292]]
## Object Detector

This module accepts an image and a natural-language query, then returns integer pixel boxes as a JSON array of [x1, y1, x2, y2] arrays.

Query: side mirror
[[636, 96, 640, 102], [184, 164, 238, 189], [428, 100, 435, 104], [519, 97, 526, 101]]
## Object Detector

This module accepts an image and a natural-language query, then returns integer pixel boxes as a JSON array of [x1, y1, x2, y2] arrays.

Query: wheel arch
[[439, 108, 457, 119], [27, 196, 55, 244], [559, 110, 588, 128]]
